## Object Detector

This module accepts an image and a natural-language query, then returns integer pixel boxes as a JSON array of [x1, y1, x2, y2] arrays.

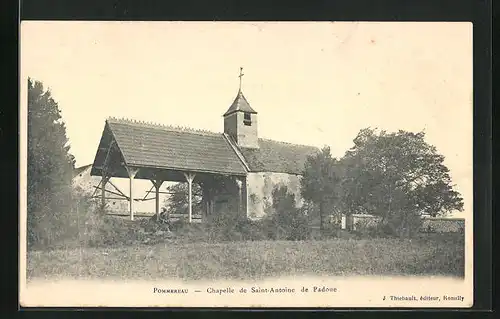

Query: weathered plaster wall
[[246, 172, 303, 219], [72, 167, 130, 214]]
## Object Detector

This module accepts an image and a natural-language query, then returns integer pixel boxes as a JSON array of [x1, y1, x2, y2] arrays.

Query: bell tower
[[223, 68, 259, 149]]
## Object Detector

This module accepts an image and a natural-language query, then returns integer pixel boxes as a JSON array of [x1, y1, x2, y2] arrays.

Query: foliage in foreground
[[27, 233, 465, 281], [31, 185, 465, 250], [37, 182, 311, 249], [260, 185, 310, 240]]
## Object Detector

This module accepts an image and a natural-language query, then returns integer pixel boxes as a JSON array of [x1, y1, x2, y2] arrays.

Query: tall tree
[[340, 128, 464, 237], [164, 182, 203, 216], [300, 146, 342, 233], [27, 78, 75, 247]]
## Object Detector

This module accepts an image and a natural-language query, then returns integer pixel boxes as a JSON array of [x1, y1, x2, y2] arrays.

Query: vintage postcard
[[19, 21, 473, 308]]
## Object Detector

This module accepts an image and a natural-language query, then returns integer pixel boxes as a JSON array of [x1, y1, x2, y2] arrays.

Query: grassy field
[[27, 233, 464, 281]]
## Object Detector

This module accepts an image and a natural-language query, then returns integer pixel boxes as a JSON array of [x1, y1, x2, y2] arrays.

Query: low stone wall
[[340, 214, 465, 233], [421, 218, 465, 233], [350, 214, 381, 230]]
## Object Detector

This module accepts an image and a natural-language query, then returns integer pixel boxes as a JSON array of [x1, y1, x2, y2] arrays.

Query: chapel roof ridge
[[106, 116, 222, 137], [257, 137, 320, 149]]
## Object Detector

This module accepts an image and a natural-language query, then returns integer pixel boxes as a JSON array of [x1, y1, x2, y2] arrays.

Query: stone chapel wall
[[246, 172, 304, 219]]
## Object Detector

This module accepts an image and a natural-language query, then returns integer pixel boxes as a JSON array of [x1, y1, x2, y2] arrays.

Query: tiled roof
[[105, 118, 247, 175], [239, 139, 319, 175], [223, 91, 258, 117]]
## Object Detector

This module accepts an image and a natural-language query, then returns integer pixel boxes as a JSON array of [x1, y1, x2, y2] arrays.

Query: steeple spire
[[223, 67, 259, 149], [223, 66, 257, 117], [238, 67, 244, 92]]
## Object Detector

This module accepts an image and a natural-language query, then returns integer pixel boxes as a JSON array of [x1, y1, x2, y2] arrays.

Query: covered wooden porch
[[90, 117, 249, 222], [93, 165, 247, 222]]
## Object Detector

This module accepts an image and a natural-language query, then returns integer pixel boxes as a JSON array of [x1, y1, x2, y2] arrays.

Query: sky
[[20, 21, 472, 217]]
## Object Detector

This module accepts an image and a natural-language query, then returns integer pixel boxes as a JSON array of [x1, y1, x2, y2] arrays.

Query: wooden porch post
[[151, 179, 164, 221], [126, 167, 139, 221], [183, 172, 196, 223], [101, 176, 110, 209], [235, 177, 243, 216], [244, 177, 248, 218], [201, 186, 209, 221]]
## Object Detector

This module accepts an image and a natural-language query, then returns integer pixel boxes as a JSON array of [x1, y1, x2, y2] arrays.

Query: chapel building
[[90, 79, 319, 221], [220, 88, 319, 218]]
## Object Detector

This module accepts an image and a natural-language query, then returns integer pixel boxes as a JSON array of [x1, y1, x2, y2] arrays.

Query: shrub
[[375, 211, 423, 238], [86, 216, 141, 247], [139, 209, 182, 234], [318, 223, 341, 239], [56, 190, 149, 248], [27, 189, 101, 250], [165, 209, 267, 243], [72, 195, 134, 247], [236, 218, 268, 241], [204, 209, 267, 242], [263, 185, 310, 241]]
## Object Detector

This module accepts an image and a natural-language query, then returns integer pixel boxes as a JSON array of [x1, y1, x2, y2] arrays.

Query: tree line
[[300, 128, 464, 238]]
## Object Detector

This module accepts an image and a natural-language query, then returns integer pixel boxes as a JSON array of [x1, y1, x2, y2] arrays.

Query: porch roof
[[91, 118, 248, 178]]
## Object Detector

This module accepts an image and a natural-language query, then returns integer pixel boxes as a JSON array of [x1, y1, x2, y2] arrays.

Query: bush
[[237, 219, 268, 241], [164, 209, 268, 243], [366, 211, 423, 239], [204, 210, 267, 242], [350, 211, 425, 239], [39, 190, 149, 248], [69, 192, 142, 247], [27, 189, 99, 250], [262, 185, 311, 241], [318, 223, 341, 239], [86, 216, 142, 247], [140, 212, 174, 233]]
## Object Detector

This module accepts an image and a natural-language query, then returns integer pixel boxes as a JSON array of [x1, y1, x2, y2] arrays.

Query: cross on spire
[[238, 67, 244, 92]]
